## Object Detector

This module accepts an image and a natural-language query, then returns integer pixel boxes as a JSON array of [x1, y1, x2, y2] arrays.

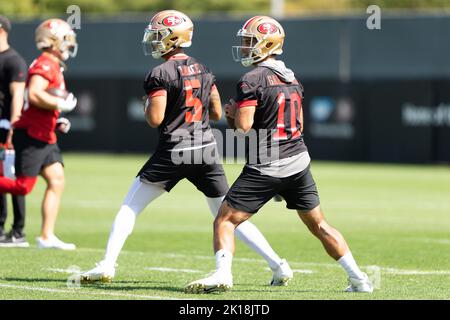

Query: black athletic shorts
[[137, 144, 229, 198], [225, 164, 320, 214], [0, 128, 8, 144], [12, 129, 64, 177]]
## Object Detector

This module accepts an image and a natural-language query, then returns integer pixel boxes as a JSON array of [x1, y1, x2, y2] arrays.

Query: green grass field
[[0, 154, 449, 300]]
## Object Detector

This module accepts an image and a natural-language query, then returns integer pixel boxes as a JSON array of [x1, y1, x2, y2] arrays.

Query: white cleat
[[345, 273, 374, 293], [80, 261, 116, 284], [185, 271, 233, 294], [270, 259, 294, 286], [36, 235, 76, 250]]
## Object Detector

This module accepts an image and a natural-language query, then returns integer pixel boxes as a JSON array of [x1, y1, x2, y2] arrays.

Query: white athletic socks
[[338, 251, 366, 280], [215, 249, 233, 273], [103, 205, 136, 267], [206, 196, 282, 270], [102, 178, 165, 268], [235, 221, 282, 270]]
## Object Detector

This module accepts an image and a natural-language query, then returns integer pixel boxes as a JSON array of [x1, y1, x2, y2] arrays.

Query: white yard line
[[76, 247, 145, 255], [415, 238, 450, 245], [0, 283, 192, 300], [14, 246, 146, 256], [46, 268, 80, 274], [161, 252, 450, 276], [73, 248, 450, 277], [380, 268, 450, 275], [145, 267, 202, 273], [264, 267, 315, 274], [292, 269, 315, 274], [162, 252, 339, 267]]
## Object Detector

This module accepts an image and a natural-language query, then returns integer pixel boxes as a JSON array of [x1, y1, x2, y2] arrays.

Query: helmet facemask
[[142, 27, 172, 59], [232, 16, 285, 67], [59, 31, 78, 61], [142, 26, 191, 59], [231, 30, 262, 67], [142, 10, 194, 59], [232, 31, 272, 67]]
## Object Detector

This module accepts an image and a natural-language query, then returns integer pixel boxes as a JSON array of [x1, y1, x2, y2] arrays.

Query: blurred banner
[[7, 15, 450, 163]]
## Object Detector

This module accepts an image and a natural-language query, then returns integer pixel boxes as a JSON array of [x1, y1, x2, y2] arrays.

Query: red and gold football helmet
[[142, 10, 193, 59], [232, 16, 285, 67], [35, 19, 78, 61]]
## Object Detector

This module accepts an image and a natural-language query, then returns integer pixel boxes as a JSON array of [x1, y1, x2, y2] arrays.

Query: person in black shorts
[[186, 16, 373, 293], [0, 15, 28, 247], [81, 10, 293, 284]]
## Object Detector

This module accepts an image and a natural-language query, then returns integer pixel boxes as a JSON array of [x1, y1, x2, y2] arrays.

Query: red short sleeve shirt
[[14, 54, 66, 144]]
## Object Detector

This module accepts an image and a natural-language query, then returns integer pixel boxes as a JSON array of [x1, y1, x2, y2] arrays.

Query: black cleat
[[0, 230, 30, 248]]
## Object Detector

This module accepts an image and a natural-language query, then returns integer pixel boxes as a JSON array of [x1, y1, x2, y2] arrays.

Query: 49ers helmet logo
[[47, 20, 60, 31], [257, 22, 277, 34], [162, 15, 183, 26]]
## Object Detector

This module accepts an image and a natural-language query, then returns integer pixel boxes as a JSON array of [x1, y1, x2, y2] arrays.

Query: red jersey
[[14, 53, 65, 144]]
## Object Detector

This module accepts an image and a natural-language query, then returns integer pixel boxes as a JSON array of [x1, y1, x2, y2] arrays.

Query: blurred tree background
[[1, 0, 450, 18]]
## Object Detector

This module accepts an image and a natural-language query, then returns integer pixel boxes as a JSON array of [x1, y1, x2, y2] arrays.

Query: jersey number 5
[[273, 92, 303, 141], [184, 79, 203, 123]]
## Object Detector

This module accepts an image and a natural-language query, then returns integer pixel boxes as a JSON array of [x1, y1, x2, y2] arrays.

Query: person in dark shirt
[[0, 15, 28, 247], [186, 16, 373, 294], [81, 10, 292, 285]]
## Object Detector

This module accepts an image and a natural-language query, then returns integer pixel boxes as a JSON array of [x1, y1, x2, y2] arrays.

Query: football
[[46, 87, 69, 99]]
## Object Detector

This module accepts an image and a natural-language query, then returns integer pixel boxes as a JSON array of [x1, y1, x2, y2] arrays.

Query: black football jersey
[[0, 48, 27, 121], [235, 65, 308, 164], [143, 55, 216, 151]]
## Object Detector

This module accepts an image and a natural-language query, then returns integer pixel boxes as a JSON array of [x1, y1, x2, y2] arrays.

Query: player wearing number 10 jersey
[[186, 16, 373, 294], [81, 10, 293, 285]]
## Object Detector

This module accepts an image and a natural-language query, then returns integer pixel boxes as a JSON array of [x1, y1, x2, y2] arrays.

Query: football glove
[[56, 117, 71, 134], [57, 93, 77, 113]]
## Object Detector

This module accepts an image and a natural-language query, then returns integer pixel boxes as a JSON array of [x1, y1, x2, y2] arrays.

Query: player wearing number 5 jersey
[[81, 10, 293, 285], [186, 16, 373, 293]]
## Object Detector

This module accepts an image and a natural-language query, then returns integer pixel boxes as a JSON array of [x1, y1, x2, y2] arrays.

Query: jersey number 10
[[273, 92, 303, 141]]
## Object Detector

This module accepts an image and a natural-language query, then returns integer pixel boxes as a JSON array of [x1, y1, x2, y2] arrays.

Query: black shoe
[[0, 230, 30, 248]]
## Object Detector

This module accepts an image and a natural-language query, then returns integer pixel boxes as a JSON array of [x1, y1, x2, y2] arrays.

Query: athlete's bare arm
[[8, 81, 25, 144], [209, 85, 222, 121], [9, 81, 25, 123], [235, 106, 255, 133], [28, 75, 60, 110], [145, 95, 167, 128]]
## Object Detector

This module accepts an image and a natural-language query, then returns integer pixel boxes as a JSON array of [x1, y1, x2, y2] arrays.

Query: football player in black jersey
[[186, 16, 373, 293], [0, 16, 28, 247], [81, 10, 293, 285]]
